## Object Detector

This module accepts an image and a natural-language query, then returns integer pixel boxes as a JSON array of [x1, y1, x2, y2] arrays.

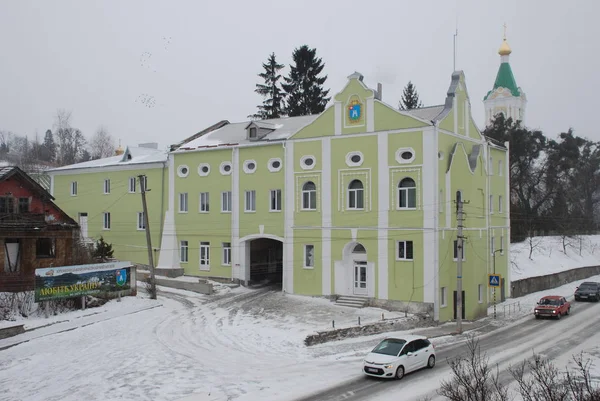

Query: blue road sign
[[488, 274, 501, 287]]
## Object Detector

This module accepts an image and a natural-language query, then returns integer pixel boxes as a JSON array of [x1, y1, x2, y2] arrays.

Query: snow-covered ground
[[511, 235, 600, 280], [1, 235, 600, 401]]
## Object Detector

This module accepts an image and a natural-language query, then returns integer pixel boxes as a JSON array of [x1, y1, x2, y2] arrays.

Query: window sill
[[222, 264, 231, 267], [244, 210, 256, 213], [347, 208, 365, 211], [453, 259, 466, 262], [303, 266, 315, 270], [178, 211, 189, 214], [199, 266, 210, 271], [440, 304, 447, 308], [137, 228, 145, 231], [180, 261, 189, 264], [102, 228, 111, 231], [397, 207, 417, 211], [300, 209, 317, 212], [269, 210, 282, 213], [221, 210, 232, 214], [199, 211, 210, 214], [396, 258, 414, 262]]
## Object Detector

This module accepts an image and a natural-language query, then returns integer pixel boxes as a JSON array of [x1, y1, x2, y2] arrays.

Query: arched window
[[398, 178, 416, 209], [352, 243, 366, 254], [347, 179, 364, 210], [302, 181, 317, 210]]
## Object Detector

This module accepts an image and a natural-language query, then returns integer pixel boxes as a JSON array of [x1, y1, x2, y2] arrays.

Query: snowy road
[[294, 299, 600, 401]]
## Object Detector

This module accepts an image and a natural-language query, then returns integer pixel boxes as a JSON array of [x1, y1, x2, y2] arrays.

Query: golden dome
[[498, 39, 512, 56], [115, 142, 124, 156]]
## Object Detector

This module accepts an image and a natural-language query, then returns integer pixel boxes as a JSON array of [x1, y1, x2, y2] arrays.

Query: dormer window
[[249, 127, 257, 139]]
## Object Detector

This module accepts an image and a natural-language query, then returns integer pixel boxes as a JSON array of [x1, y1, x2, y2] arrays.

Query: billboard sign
[[34, 261, 132, 302]]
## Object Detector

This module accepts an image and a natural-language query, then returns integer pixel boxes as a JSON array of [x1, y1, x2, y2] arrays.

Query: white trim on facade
[[366, 97, 375, 132], [334, 102, 342, 135], [377, 131, 389, 300], [422, 129, 435, 304], [156, 154, 181, 270], [283, 142, 295, 294], [48, 162, 166, 175], [232, 147, 241, 281], [321, 137, 332, 295]]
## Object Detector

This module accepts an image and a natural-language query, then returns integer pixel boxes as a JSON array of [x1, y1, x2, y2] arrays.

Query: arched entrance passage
[[248, 238, 283, 285], [342, 242, 368, 296]]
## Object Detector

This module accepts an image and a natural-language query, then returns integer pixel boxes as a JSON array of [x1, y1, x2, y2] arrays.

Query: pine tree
[[93, 236, 114, 262], [42, 129, 56, 162], [249, 53, 285, 120], [399, 81, 424, 110], [282, 45, 330, 116]]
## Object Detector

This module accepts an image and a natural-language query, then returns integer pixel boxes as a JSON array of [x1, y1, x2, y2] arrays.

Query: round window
[[272, 160, 281, 169], [223, 164, 231, 172], [304, 158, 314, 166], [247, 162, 256, 170], [350, 154, 361, 163], [201, 166, 209, 173], [401, 151, 413, 160], [181, 167, 188, 175]]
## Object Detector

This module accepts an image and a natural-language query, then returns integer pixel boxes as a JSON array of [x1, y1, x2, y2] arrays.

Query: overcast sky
[[1, 0, 597, 151]]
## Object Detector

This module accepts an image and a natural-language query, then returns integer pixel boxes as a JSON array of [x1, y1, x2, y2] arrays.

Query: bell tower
[[483, 24, 527, 126]]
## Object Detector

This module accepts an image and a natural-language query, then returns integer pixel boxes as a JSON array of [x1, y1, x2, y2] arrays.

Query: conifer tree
[[282, 45, 330, 116], [399, 81, 424, 110], [249, 53, 286, 120]]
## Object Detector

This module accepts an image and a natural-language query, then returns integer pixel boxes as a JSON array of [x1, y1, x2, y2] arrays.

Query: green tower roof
[[484, 62, 521, 100]]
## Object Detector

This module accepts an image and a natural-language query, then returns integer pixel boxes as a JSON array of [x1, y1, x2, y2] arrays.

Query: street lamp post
[[492, 248, 503, 319]]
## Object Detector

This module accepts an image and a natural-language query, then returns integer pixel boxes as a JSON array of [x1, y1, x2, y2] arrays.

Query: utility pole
[[139, 174, 157, 299], [456, 191, 468, 334]]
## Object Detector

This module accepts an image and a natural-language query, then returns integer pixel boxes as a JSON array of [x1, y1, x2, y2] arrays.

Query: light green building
[[49, 69, 510, 322]]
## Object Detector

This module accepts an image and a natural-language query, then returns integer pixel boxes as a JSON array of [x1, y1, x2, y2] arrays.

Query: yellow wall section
[[374, 102, 429, 132], [292, 107, 335, 139]]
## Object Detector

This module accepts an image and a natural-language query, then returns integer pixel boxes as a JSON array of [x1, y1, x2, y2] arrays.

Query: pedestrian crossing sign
[[488, 274, 501, 287]]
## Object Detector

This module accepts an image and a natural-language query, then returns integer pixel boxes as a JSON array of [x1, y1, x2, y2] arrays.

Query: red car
[[534, 296, 571, 319]]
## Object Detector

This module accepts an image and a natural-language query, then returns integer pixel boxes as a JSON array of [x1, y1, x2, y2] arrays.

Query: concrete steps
[[335, 295, 369, 308]]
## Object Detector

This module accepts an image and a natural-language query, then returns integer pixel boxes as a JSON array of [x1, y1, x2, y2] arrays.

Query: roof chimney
[[376, 83, 382, 100]]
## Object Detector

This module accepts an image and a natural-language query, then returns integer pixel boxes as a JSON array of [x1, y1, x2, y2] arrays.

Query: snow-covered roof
[[47, 146, 167, 172], [176, 115, 318, 151], [405, 105, 445, 121]]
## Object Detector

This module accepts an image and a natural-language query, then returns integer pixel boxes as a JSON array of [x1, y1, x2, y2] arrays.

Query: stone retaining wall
[[304, 316, 433, 346], [511, 265, 600, 298]]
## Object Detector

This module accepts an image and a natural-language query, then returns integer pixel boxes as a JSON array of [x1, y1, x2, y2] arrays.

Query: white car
[[363, 334, 436, 379]]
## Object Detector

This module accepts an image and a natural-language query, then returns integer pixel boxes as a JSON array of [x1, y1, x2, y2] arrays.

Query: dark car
[[574, 282, 600, 302]]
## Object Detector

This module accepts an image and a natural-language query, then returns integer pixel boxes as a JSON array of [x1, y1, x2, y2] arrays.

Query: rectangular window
[[0, 197, 14, 213], [441, 287, 447, 307], [103, 212, 111, 230], [137, 212, 145, 230], [478, 284, 483, 303], [129, 177, 137, 193], [489, 156, 493, 175], [199, 192, 210, 212], [498, 195, 503, 213], [71, 181, 78, 196], [500, 235, 504, 255], [439, 189, 443, 213], [221, 191, 232, 212], [179, 193, 188, 212], [453, 240, 465, 261], [245, 190, 256, 212], [18, 198, 29, 213], [103, 179, 111, 194], [398, 186, 417, 209], [491, 235, 495, 255], [200, 242, 210, 269], [397, 241, 414, 260], [4, 239, 20, 272], [222, 242, 231, 266], [180, 240, 188, 263], [304, 245, 315, 268], [489, 194, 494, 214], [36, 238, 56, 258], [498, 159, 503, 176], [270, 189, 281, 212]]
